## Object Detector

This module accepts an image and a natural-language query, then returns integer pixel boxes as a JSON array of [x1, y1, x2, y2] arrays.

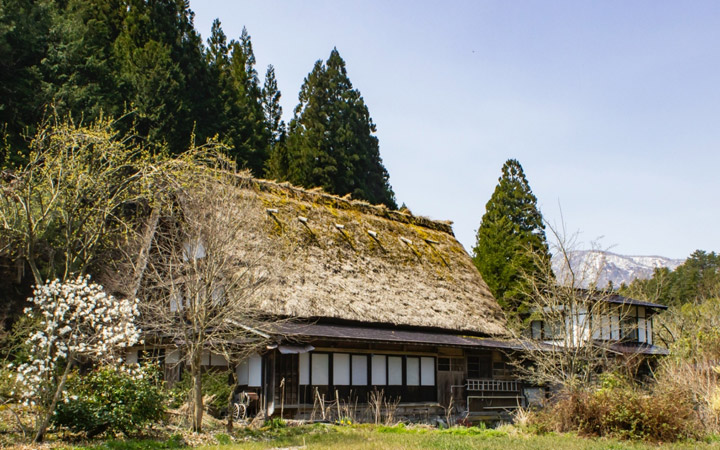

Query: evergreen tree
[[263, 64, 288, 179], [0, 0, 54, 165], [38, 0, 208, 154], [113, 0, 197, 153], [262, 65, 285, 151], [225, 28, 269, 175], [205, 23, 269, 175], [621, 250, 720, 306], [204, 19, 232, 140], [164, 1, 213, 148], [472, 159, 550, 312], [0, 2, 276, 168], [42, 0, 126, 124], [282, 48, 396, 208]]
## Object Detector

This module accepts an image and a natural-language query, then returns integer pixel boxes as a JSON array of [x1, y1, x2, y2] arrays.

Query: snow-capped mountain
[[552, 250, 685, 288]]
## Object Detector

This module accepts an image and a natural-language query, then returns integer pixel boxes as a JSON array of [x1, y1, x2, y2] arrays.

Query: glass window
[[621, 306, 638, 341], [638, 317, 647, 343], [611, 313, 620, 340], [438, 357, 463, 372], [126, 349, 138, 365], [138, 348, 164, 365], [531, 321, 542, 339], [451, 358, 465, 372], [467, 355, 491, 378], [438, 357, 450, 371], [544, 319, 564, 339], [166, 349, 180, 364]]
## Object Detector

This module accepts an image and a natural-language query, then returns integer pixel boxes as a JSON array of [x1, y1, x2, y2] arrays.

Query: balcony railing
[[466, 378, 519, 393], [465, 378, 524, 412]]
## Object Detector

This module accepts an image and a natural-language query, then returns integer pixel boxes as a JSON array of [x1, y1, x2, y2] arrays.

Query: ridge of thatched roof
[[239, 175, 455, 235], [224, 174, 508, 337]]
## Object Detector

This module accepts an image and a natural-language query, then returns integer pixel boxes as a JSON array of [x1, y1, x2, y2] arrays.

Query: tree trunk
[[27, 256, 43, 287], [191, 352, 203, 433], [130, 208, 159, 299], [34, 358, 74, 443], [226, 368, 237, 432]]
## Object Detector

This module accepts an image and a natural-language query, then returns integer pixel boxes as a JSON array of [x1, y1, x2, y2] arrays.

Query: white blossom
[[11, 275, 140, 405]]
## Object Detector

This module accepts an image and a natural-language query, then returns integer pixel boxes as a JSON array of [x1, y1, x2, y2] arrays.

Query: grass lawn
[[67, 424, 720, 450]]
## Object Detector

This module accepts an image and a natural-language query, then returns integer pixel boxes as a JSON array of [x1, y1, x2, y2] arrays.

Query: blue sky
[[189, 1, 720, 259]]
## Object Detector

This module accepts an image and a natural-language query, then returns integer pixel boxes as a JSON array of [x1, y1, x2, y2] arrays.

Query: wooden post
[[266, 351, 276, 417]]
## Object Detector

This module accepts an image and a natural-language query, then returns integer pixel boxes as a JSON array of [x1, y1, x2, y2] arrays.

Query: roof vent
[[334, 223, 355, 251], [298, 216, 308, 223], [366, 229, 386, 253], [400, 237, 413, 245], [424, 238, 449, 268]]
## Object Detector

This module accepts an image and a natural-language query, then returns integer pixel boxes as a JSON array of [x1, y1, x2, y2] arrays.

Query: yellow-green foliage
[[0, 115, 240, 287], [667, 298, 720, 361]]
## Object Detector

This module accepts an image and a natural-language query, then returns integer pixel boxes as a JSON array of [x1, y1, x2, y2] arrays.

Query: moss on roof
[[227, 174, 508, 337]]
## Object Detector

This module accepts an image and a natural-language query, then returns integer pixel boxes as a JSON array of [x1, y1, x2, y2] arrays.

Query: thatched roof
[[222, 175, 507, 337]]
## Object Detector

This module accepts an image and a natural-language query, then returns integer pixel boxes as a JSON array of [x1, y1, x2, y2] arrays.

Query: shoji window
[[237, 359, 249, 385], [388, 356, 403, 385], [371, 355, 387, 385], [248, 354, 262, 387], [333, 353, 350, 385], [406, 357, 420, 386], [351, 354, 368, 385], [237, 354, 262, 386], [299, 353, 310, 385], [420, 357, 435, 386], [311, 353, 329, 385]]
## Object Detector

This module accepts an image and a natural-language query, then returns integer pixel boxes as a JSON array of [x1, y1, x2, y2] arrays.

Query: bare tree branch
[[125, 168, 291, 432]]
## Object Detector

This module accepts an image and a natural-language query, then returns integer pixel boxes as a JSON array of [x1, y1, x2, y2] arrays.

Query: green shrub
[[53, 364, 166, 437], [168, 371, 233, 418], [265, 417, 287, 429], [214, 433, 232, 445]]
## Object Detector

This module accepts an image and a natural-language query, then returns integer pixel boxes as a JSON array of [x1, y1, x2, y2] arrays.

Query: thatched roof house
[[132, 173, 516, 420], [238, 175, 507, 337]]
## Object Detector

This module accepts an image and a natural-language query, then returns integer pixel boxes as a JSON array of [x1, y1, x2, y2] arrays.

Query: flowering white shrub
[[12, 275, 141, 406]]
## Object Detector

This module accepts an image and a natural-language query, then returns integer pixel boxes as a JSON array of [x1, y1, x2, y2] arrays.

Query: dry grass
[[528, 385, 701, 442]]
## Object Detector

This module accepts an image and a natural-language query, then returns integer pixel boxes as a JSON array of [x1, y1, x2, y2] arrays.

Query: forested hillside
[[620, 250, 720, 306], [0, 0, 395, 207]]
